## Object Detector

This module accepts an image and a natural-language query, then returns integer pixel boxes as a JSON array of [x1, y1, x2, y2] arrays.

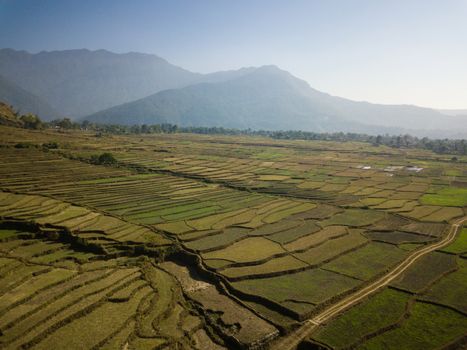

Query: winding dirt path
[[270, 216, 466, 350]]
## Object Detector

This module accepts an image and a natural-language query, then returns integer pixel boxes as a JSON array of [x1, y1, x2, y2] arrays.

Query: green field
[[0, 124, 465, 348], [421, 187, 467, 206], [323, 242, 408, 280], [312, 288, 410, 349]]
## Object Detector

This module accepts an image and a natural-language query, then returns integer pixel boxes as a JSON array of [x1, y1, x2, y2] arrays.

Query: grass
[[360, 302, 467, 350], [3, 269, 140, 347], [221, 255, 308, 279], [183, 227, 250, 251], [249, 219, 302, 236], [323, 242, 407, 280], [319, 209, 385, 227], [283, 226, 348, 252], [421, 207, 464, 222], [0, 268, 77, 312], [293, 229, 368, 265], [420, 186, 467, 207], [365, 231, 434, 244], [291, 204, 342, 220], [400, 222, 447, 237], [35, 206, 90, 225], [187, 208, 248, 230], [421, 258, 467, 314], [262, 202, 317, 224], [390, 252, 457, 293], [34, 286, 152, 349], [441, 228, 467, 254], [268, 220, 321, 244], [201, 237, 285, 263], [258, 174, 290, 181], [188, 285, 278, 346], [9, 240, 64, 258], [0, 228, 22, 240], [403, 205, 443, 220], [140, 266, 176, 336], [312, 288, 410, 349], [232, 269, 361, 317]]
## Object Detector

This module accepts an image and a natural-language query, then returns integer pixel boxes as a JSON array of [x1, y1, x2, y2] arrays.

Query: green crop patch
[[201, 237, 285, 264], [232, 269, 361, 318], [183, 227, 250, 251], [268, 220, 321, 244], [441, 228, 467, 254], [284, 226, 348, 252], [221, 255, 308, 279], [365, 231, 435, 245], [319, 209, 385, 227], [390, 252, 458, 293], [359, 302, 467, 349], [293, 229, 368, 265], [420, 258, 467, 314], [249, 219, 303, 236], [323, 242, 408, 280], [400, 222, 447, 237], [421, 207, 464, 222], [312, 288, 410, 349], [421, 186, 467, 207]]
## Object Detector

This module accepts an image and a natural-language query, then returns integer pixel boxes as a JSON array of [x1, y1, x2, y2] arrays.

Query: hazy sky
[[1, 0, 466, 109]]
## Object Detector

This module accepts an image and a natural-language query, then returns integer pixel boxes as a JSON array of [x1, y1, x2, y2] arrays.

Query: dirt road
[[270, 217, 466, 350]]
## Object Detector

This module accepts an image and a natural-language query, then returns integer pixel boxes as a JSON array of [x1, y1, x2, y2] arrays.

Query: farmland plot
[[1, 125, 466, 348]]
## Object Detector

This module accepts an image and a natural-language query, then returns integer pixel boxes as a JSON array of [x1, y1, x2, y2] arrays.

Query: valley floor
[[0, 125, 466, 349]]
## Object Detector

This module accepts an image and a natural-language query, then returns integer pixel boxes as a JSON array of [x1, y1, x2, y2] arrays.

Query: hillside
[[439, 109, 467, 117], [0, 102, 22, 127], [0, 74, 61, 120], [85, 65, 465, 137], [1, 48, 465, 137], [0, 48, 204, 117]]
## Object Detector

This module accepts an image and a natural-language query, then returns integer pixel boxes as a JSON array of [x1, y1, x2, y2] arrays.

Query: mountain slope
[[0, 74, 61, 120], [0, 102, 23, 127], [85, 65, 346, 130], [438, 109, 467, 117], [0, 48, 204, 117], [85, 65, 465, 136]]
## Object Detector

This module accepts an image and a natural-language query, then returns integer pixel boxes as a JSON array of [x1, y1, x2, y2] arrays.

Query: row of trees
[[17, 115, 467, 156], [269, 130, 467, 156]]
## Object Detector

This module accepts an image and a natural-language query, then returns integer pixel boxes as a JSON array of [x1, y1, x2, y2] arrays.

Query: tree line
[[19, 116, 467, 156]]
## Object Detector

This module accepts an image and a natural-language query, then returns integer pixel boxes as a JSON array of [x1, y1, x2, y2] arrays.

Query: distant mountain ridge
[[0, 48, 203, 117], [0, 48, 466, 137], [85, 65, 467, 137], [0, 74, 61, 120], [0, 49, 261, 119], [438, 109, 467, 117]]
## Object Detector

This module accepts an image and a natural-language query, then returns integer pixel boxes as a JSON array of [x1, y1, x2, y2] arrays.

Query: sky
[[0, 0, 466, 109]]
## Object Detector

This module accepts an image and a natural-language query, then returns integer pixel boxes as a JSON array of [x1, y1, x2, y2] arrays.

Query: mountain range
[[0, 48, 465, 138]]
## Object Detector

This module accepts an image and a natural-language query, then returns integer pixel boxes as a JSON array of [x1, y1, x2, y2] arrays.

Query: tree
[[90, 152, 117, 165], [57, 118, 73, 129], [20, 114, 43, 129]]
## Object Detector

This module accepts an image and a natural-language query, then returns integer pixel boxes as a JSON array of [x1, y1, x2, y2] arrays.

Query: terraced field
[[0, 125, 466, 349]]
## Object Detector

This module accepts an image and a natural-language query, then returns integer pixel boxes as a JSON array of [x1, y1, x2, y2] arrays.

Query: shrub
[[42, 142, 59, 149], [90, 152, 117, 165], [14, 142, 34, 148]]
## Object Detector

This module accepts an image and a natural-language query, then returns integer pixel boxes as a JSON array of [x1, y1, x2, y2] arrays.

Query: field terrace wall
[[0, 225, 229, 349]]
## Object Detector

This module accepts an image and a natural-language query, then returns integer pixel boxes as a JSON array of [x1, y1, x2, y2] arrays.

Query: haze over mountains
[[0, 74, 61, 119], [0, 48, 465, 138]]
